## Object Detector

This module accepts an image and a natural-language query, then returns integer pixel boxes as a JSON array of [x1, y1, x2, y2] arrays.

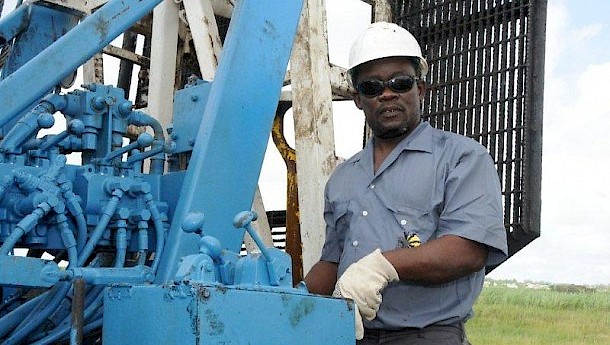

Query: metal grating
[[392, 0, 546, 260]]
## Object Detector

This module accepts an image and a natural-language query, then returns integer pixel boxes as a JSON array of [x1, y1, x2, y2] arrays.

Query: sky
[[2, 0, 609, 286]]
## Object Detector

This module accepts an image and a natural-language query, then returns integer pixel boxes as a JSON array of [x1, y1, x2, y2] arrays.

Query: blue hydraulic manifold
[[0, 0, 355, 344]]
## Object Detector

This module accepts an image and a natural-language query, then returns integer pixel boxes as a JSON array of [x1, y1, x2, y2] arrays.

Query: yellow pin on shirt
[[406, 233, 421, 248]]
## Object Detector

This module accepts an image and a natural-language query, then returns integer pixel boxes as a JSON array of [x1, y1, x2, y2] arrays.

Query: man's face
[[353, 57, 425, 140]]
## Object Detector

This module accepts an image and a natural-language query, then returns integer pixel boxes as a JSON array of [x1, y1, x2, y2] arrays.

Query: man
[[304, 22, 508, 344]]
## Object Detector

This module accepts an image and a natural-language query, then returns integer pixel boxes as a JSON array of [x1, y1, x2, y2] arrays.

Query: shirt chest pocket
[[390, 204, 438, 245], [330, 200, 352, 240]]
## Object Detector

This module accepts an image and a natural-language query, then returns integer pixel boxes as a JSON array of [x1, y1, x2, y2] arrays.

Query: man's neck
[[373, 133, 408, 173]]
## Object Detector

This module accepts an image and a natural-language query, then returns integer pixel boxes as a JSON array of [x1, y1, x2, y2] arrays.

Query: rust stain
[[187, 300, 200, 340], [289, 300, 315, 327], [204, 309, 225, 335], [207, 34, 219, 67]]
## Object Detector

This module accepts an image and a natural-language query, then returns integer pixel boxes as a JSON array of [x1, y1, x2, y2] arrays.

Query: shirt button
[[400, 219, 407, 225], [370, 184, 375, 189], [362, 211, 368, 216], [352, 240, 359, 247]]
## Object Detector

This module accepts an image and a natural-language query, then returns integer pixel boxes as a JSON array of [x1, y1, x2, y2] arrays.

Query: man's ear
[[417, 80, 427, 102], [353, 92, 363, 110]]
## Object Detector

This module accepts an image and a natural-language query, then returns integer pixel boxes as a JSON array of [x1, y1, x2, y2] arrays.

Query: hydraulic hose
[[59, 179, 87, 252], [127, 111, 165, 173], [29, 287, 105, 345], [56, 212, 78, 267], [0, 95, 64, 155], [77, 189, 123, 266], [145, 191, 165, 273], [0, 292, 44, 339], [3, 282, 71, 345]]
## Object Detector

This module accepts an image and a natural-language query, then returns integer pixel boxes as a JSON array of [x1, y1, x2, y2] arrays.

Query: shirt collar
[[361, 121, 434, 156], [350, 121, 433, 175], [392, 121, 434, 154]]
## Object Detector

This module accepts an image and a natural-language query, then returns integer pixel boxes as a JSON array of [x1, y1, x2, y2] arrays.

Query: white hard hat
[[348, 22, 428, 82]]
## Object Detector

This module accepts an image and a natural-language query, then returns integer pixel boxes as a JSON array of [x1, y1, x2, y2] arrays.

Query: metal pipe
[[114, 219, 128, 268], [0, 3, 30, 45], [136, 219, 149, 266], [101, 132, 153, 164], [271, 101, 303, 282], [127, 110, 166, 173], [70, 279, 85, 345], [233, 211, 272, 262], [39, 119, 85, 152], [124, 140, 164, 170], [116, 29, 137, 97]]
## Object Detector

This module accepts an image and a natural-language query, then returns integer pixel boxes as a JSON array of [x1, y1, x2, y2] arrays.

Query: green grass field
[[465, 280, 610, 344]]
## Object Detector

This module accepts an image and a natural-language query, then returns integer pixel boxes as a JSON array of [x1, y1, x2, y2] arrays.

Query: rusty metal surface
[[70, 278, 86, 345], [272, 101, 303, 282], [392, 0, 546, 259]]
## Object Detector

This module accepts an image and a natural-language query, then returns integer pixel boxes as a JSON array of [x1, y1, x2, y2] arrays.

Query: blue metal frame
[[103, 282, 355, 344], [155, 0, 305, 282], [0, 0, 357, 343]]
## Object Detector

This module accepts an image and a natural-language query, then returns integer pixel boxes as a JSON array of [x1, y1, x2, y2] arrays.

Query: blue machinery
[[0, 0, 354, 344]]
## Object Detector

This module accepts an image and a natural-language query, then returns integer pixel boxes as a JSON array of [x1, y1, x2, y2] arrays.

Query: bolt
[[119, 101, 133, 117], [129, 209, 151, 223], [128, 182, 151, 196], [201, 287, 210, 299], [91, 96, 106, 111], [204, 262, 213, 272], [105, 179, 131, 194]]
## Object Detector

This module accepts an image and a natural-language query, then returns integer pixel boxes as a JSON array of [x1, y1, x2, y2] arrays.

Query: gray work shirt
[[321, 121, 508, 329]]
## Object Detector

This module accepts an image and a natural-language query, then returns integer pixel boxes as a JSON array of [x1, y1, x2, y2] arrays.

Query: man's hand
[[332, 249, 399, 339]]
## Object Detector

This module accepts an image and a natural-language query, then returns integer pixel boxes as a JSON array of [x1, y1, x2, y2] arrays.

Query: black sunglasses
[[356, 75, 419, 98]]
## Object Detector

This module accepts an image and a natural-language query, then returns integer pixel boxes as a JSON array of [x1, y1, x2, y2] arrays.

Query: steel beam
[[155, 0, 303, 282], [183, 0, 222, 80], [146, 0, 180, 129], [290, 0, 337, 275]]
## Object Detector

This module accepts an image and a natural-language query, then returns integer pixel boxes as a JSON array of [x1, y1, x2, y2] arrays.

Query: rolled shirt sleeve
[[437, 145, 508, 266]]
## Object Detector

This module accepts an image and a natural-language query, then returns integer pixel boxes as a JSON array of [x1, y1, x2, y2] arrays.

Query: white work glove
[[332, 249, 399, 340]]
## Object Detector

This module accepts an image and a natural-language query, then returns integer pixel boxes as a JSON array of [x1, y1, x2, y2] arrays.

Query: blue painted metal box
[[103, 282, 355, 344]]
